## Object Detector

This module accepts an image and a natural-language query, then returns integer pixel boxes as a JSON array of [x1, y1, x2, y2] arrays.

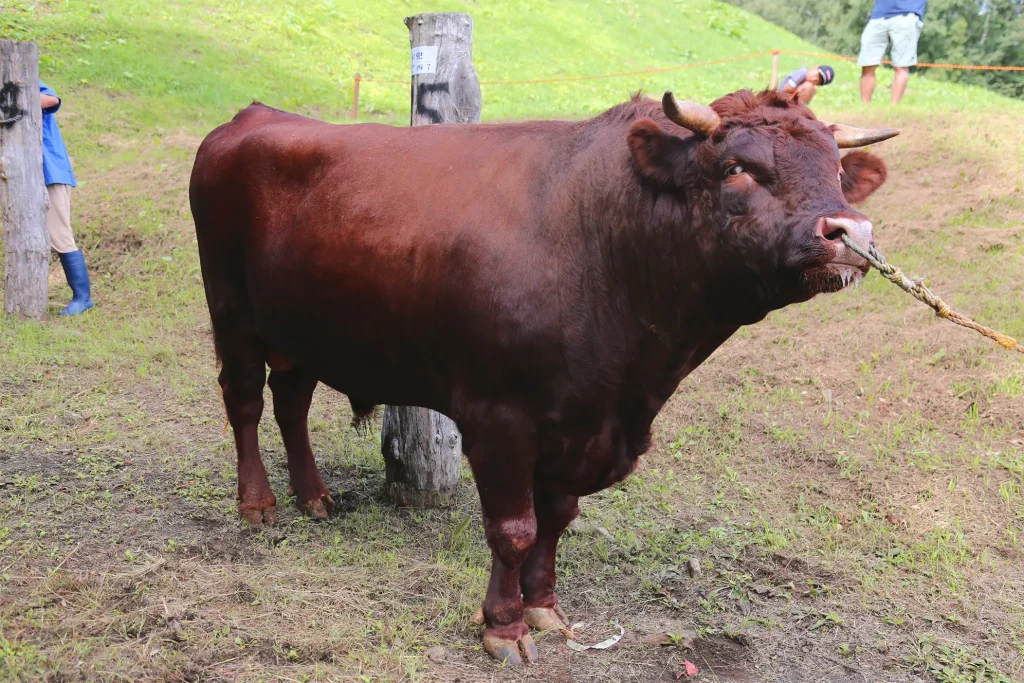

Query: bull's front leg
[[521, 489, 579, 635], [465, 415, 540, 665], [480, 505, 538, 664]]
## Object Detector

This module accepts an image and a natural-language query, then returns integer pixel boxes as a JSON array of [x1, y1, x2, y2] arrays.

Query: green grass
[[2, 0, 1024, 681], [5, 0, 1021, 140]]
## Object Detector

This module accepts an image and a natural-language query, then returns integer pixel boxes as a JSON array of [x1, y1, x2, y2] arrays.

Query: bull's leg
[[268, 367, 335, 519], [218, 337, 276, 526], [521, 490, 579, 635], [465, 419, 540, 665]]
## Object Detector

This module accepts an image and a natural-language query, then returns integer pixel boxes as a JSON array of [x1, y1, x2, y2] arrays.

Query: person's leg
[[860, 66, 878, 103], [891, 67, 910, 104], [795, 81, 818, 105], [889, 14, 923, 104], [46, 183, 77, 254], [857, 18, 889, 103], [46, 184, 93, 316]]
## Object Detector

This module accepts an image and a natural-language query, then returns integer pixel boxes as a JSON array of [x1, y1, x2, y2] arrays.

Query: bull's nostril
[[822, 216, 873, 250]]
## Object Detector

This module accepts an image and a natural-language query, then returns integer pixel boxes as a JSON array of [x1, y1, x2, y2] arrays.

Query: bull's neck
[[577, 157, 716, 342], [566, 140, 738, 420]]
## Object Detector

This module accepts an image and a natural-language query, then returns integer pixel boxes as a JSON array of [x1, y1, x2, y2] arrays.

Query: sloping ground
[[2, 1, 1024, 681]]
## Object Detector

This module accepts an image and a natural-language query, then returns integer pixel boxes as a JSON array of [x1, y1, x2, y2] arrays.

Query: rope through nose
[[840, 235, 1023, 355]]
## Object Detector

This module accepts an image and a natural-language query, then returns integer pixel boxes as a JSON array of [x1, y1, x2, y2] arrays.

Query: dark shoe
[[57, 249, 94, 316]]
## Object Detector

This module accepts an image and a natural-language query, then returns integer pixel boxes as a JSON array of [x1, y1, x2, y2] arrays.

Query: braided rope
[[841, 235, 1023, 355]]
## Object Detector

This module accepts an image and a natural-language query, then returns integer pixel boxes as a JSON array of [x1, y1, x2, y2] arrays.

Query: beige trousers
[[46, 183, 78, 253]]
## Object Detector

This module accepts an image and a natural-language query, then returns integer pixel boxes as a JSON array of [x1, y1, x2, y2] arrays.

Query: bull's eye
[[725, 164, 744, 177]]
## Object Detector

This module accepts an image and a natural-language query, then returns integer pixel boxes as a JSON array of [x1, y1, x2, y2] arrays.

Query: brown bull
[[189, 88, 896, 665]]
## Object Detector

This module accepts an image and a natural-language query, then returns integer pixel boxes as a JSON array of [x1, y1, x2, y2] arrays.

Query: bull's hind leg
[[218, 333, 276, 525], [268, 366, 336, 519], [521, 490, 579, 636]]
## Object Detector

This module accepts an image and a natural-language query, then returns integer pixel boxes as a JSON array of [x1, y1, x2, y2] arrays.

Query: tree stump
[[380, 13, 481, 507], [1, 40, 49, 319]]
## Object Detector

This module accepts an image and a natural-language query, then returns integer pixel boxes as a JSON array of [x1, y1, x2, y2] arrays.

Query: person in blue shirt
[[40, 81, 93, 316], [857, 1, 927, 104]]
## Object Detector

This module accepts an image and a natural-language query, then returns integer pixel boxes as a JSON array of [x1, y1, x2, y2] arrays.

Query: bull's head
[[627, 89, 897, 321]]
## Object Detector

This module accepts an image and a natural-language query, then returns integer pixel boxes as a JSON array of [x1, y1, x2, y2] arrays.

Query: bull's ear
[[628, 118, 685, 187], [841, 151, 887, 204]]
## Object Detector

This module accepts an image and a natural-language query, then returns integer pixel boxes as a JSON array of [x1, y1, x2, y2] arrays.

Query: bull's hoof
[[483, 627, 537, 666], [239, 499, 277, 526], [296, 491, 336, 520], [524, 604, 574, 638]]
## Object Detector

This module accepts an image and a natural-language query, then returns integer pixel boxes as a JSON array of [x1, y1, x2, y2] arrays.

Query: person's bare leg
[[795, 82, 817, 105], [891, 66, 910, 104], [860, 66, 877, 103]]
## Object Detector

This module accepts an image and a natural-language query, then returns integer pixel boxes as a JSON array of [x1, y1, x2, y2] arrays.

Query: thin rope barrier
[[778, 49, 1024, 71], [359, 47, 1024, 86]]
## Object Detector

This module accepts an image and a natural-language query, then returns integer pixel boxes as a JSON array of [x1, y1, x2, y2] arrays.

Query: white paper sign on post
[[411, 46, 438, 76]]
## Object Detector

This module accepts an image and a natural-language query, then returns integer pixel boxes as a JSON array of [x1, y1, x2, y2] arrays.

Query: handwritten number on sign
[[411, 46, 438, 76]]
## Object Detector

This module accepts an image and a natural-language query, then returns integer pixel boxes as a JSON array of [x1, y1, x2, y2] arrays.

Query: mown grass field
[[2, 1, 1024, 681]]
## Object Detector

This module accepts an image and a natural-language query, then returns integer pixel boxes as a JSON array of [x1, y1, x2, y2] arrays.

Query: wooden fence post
[[769, 49, 780, 90], [1, 39, 49, 319], [352, 73, 360, 121], [406, 13, 481, 126], [380, 13, 481, 507]]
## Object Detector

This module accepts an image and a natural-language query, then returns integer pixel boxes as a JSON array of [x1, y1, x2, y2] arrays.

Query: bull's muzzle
[[818, 215, 874, 272]]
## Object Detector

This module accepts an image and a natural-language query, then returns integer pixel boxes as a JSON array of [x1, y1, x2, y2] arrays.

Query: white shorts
[[858, 14, 923, 68]]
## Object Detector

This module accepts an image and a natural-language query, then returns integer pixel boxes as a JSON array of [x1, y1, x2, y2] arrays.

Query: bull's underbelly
[[244, 264, 449, 410], [249, 276, 652, 496], [256, 313, 448, 411]]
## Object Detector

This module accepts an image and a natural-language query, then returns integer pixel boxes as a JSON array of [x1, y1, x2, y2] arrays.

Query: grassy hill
[[2, 1, 1024, 682], [6, 0, 1021, 135]]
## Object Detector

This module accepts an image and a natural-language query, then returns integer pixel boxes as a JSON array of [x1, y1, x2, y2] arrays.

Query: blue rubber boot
[[57, 249, 94, 316]]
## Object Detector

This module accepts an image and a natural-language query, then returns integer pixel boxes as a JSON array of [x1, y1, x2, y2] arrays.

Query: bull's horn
[[662, 91, 721, 137], [821, 121, 900, 148]]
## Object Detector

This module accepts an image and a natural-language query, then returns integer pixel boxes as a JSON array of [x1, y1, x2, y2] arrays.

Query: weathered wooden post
[[769, 49, 780, 90], [1, 39, 49, 319], [406, 13, 481, 126], [351, 73, 361, 121], [380, 13, 481, 507]]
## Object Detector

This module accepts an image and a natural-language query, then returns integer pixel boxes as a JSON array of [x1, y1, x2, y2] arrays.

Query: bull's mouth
[[826, 262, 868, 290], [803, 260, 869, 295]]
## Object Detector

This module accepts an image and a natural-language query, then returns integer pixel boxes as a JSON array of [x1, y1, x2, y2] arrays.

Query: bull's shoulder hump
[[199, 106, 335, 154]]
